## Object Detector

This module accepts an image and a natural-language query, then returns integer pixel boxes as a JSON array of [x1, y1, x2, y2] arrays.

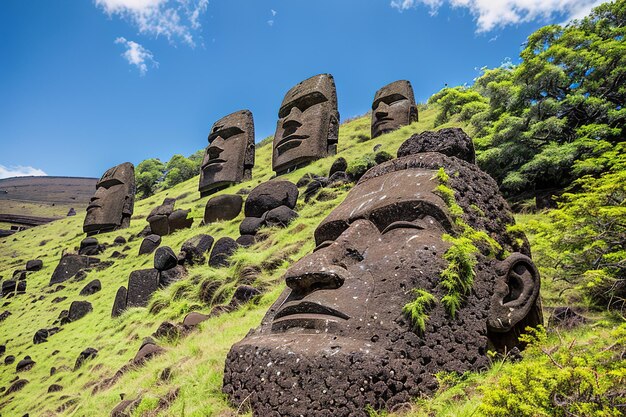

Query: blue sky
[[0, 0, 608, 179]]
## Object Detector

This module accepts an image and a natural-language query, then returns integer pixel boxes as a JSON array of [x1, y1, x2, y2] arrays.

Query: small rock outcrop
[[139, 234, 161, 255], [25, 259, 43, 272], [79, 279, 102, 296], [67, 300, 93, 322], [146, 198, 193, 236], [178, 234, 214, 266], [49, 254, 100, 286], [78, 237, 104, 256], [204, 194, 243, 224], [74, 348, 98, 370], [208, 237, 239, 268]]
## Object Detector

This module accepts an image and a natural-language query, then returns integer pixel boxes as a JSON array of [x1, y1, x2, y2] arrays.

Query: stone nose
[[375, 101, 389, 118], [283, 107, 303, 129]]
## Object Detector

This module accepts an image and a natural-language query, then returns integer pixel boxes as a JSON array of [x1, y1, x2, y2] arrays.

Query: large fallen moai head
[[199, 110, 255, 197], [371, 80, 418, 139], [83, 162, 135, 235], [224, 129, 542, 416], [272, 74, 340, 175]]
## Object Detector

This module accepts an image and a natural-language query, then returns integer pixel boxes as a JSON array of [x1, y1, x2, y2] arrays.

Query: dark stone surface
[[397, 127, 476, 163], [199, 110, 255, 197], [159, 265, 186, 288], [154, 247, 177, 271], [49, 254, 100, 286], [138, 234, 161, 255], [12, 270, 27, 280], [74, 347, 98, 370], [33, 329, 48, 344], [273, 74, 339, 175], [78, 237, 103, 256], [168, 209, 193, 233], [68, 300, 93, 322], [6, 379, 28, 395], [83, 162, 135, 236], [25, 259, 43, 272], [0, 311, 10, 322], [79, 279, 101, 296], [239, 216, 265, 236], [148, 214, 170, 236], [328, 171, 350, 185], [126, 269, 159, 308], [1, 280, 16, 297], [16, 356, 35, 372], [264, 205, 298, 227], [16, 281, 26, 294], [329, 157, 348, 177], [303, 179, 328, 202], [204, 194, 243, 224], [182, 312, 210, 328], [152, 321, 180, 340], [178, 234, 214, 266], [67, 208, 76, 216], [111, 286, 127, 318], [244, 180, 299, 218], [374, 150, 394, 165], [208, 237, 238, 268], [235, 234, 256, 248], [48, 384, 63, 393], [229, 285, 261, 307], [223, 138, 543, 415], [371, 80, 418, 139], [133, 340, 164, 366], [4, 355, 15, 365], [113, 236, 127, 245]]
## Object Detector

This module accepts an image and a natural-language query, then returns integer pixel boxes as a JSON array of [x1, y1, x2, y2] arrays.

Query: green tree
[[135, 158, 165, 198], [164, 154, 197, 188]]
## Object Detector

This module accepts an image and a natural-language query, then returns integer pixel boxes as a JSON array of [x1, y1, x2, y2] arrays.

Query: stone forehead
[[210, 110, 253, 134], [374, 80, 415, 103], [99, 162, 134, 184], [279, 73, 337, 112]]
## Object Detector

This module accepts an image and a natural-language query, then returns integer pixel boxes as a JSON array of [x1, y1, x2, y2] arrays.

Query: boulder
[[126, 269, 159, 308], [229, 285, 261, 307], [239, 216, 266, 235], [208, 237, 239, 268], [79, 237, 103, 256], [159, 265, 186, 288], [12, 270, 27, 280], [6, 379, 28, 395], [16, 281, 26, 294], [74, 347, 98, 370], [178, 234, 214, 266], [235, 234, 256, 248], [5, 355, 15, 365], [168, 209, 193, 233], [67, 301, 93, 322], [48, 384, 63, 393], [244, 181, 299, 218], [329, 157, 348, 177], [152, 322, 181, 341], [154, 247, 177, 271], [16, 356, 35, 372], [66, 208, 76, 216], [138, 234, 161, 255], [397, 127, 476, 163], [0, 311, 10, 322], [33, 329, 48, 344], [113, 236, 127, 245], [328, 171, 350, 185], [204, 194, 243, 224], [182, 312, 210, 328], [111, 286, 127, 318], [79, 279, 102, 296], [264, 205, 298, 227], [133, 339, 164, 366], [25, 260, 43, 272], [1, 280, 16, 297], [147, 214, 170, 236], [49, 254, 99, 286]]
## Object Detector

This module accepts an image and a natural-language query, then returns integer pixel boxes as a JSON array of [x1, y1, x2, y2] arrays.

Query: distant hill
[[0, 176, 98, 228]]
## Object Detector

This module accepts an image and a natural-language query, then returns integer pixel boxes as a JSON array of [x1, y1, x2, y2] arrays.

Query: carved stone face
[[199, 110, 255, 197], [83, 162, 135, 235], [371, 80, 418, 139], [224, 152, 542, 415], [272, 74, 339, 175]]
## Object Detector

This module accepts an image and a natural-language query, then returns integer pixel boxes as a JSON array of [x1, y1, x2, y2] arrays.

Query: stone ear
[[487, 253, 540, 333]]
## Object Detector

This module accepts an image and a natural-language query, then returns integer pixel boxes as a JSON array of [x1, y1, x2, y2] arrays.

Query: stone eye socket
[[372, 93, 407, 110], [208, 126, 244, 143], [381, 220, 425, 235], [98, 178, 123, 189], [313, 240, 334, 252], [278, 92, 328, 118]]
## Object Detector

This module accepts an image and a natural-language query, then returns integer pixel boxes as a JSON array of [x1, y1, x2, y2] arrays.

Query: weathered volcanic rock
[[154, 247, 177, 271], [328, 171, 350, 185], [78, 237, 103, 256], [111, 286, 128, 318], [152, 322, 181, 341], [239, 216, 265, 235], [159, 265, 186, 288], [178, 234, 214, 266], [1, 280, 16, 297], [329, 157, 348, 177], [138, 234, 161, 255], [148, 214, 170, 236], [235, 234, 256, 248], [244, 181, 299, 218], [67, 301, 93, 322], [264, 205, 298, 227], [79, 279, 102, 296], [6, 378, 28, 395], [126, 269, 159, 308], [12, 270, 27, 281], [168, 209, 193, 233], [229, 285, 261, 307], [4, 355, 15, 365], [16, 356, 35, 372], [113, 236, 127, 245], [67, 208, 76, 216], [204, 194, 243, 224], [0, 311, 10, 322], [182, 312, 210, 328], [25, 260, 43, 272], [49, 254, 99, 286], [208, 237, 238, 268], [16, 281, 26, 294], [133, 339, 164, 366], [33, 329, 48, 344], [397, 127, 476, 163], [74, 347, 98, 370], [48, 384, 63, 393]]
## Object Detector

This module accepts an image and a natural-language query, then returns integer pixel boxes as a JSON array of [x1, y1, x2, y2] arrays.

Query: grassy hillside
[[0, 106, 622, 417]]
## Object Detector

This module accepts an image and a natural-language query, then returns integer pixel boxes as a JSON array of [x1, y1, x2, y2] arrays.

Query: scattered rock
[[111, 287, 128, 318], [178, 234, 214, 266], [235, 234, 256, 248], [374, 150, 394, 165], [67, 208, 76, 216], [133, 339, 164, 366], [328, 171, 350, 185], [1, 280, 16, 297], [329, 157, 348, 177], [239, 216, 265, 235], [6, 378, 28, 395], [25, 260, 43, 272], [12, 270, 27, 280], [4, 355, 15, 365], [168, 209, 194, 233], [229, 285, 261, 307], [182, 312, 210, 328], [16, 281, 26, 294], [244, 180, 299, 218], [113, 236, 127, 245], [16, 356, 35, 372], [154, 247, 177, 271], [48, 384, 63, 393], [209, 237, 239, 268], [74, 348, 98, 370], [126, 269, 159, 308], [49, 254, 99, 286], [67, 300, 93, 322], [159, 265, 186, 288], [33, 329, 48, 344], [79, 279, 102, 296], [79, 237, 103, 256], [204, 194, 243, 224], [51, 296, 67, 304], [138, 234, 161, 255], [0, 311, 10, 322], [264, 205, 298, 227], [152, 322, 181, 341]]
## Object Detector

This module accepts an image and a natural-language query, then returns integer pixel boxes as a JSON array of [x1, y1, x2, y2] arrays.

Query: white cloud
[[271, 9, 277, 16], [390, 0, 610, 32], [115, 37, 158, 75], [0, 165, 47, 180], [95, 0, 209, 46], [268, 9, 276, 26]]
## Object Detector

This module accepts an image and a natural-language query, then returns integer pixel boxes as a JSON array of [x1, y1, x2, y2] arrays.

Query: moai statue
[[199, 110, 255, 197], [371, 80, 418, 139], [83, 162, 135, 236], [223, 129, 542, 416], [272, 74, 340, 175]]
